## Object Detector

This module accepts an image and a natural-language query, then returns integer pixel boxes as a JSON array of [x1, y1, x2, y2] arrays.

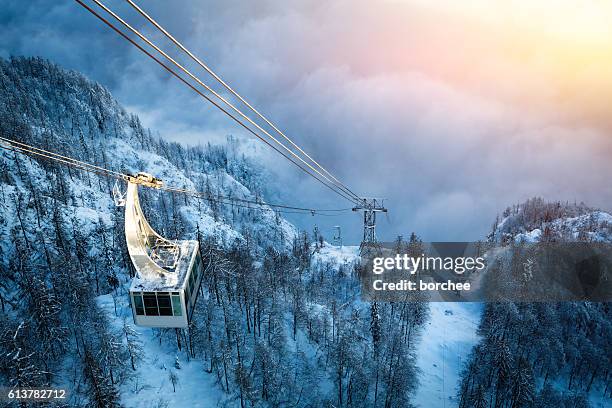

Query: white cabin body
[[124, 182, 204, 328]]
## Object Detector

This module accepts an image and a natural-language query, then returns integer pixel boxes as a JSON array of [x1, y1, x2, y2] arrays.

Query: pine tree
[[122, 319, 143, 371], [82, 348, 119, 408]]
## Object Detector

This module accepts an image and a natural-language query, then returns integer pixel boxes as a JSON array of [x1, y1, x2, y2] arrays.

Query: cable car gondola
[[120, 173, 205, 328]]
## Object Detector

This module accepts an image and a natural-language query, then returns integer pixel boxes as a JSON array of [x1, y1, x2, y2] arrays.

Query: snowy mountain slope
[[416, 198, 612, 408], [489, 197, 612, 243], [413, 303, 482, 408], [96, 245, 361, 408], [311, 244, 361, 272], [508, 210, 612, 244], [457, 198, 612, 408], [0, 57, 432, 408], [0, 59, 296, 246], [97, 294, 225, 408], [0, 56, 300, 406]]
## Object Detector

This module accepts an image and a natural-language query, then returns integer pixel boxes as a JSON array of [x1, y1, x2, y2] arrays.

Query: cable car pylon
[[332, 226, 342, 247], [352, 198, 387, 256]]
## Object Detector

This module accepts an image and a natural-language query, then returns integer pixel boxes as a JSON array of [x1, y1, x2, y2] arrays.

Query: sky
[[1, 0, 611, 243]]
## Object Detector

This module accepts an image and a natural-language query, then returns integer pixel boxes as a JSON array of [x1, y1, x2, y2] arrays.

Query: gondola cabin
[[123, 173, 205, 328]]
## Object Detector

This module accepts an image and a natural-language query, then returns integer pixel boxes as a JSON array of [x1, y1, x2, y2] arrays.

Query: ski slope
[[413, 303, 482, 408]]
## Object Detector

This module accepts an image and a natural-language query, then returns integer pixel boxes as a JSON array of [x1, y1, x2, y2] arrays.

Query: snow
[[514, 228, 541, 243], [97, 294, 225, 408], [542, 377, 611, 408], [312, 244, 360, 269], [413, 303, 482, 408], [311, 244, 485, 408], [129, 241, 197, 292], [553, 210, 612, 241], [495, 202, 612, 244]]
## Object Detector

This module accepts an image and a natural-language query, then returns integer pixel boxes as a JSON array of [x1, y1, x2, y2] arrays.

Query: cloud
[[1, 0, 611, 242]]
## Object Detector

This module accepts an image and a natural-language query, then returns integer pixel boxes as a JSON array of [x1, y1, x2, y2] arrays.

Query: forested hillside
[[0, 57, 429, 407], [459, 199, 612, 408], [489, 197, 612, 244]]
